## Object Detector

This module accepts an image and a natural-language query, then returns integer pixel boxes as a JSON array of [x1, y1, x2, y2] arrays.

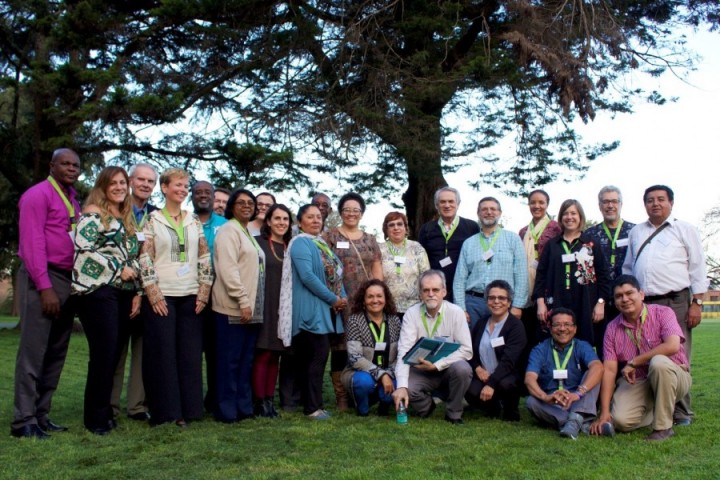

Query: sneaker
[[560, 413, 582, 440], [307, 409, 331, 420], [601, 422, 616, 437], [674, 418, 692, 426]]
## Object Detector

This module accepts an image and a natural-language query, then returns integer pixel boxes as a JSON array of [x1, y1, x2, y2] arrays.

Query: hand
[[590, 412, 613, 435], [380, 374, 394, 395], [332, 296, 347, 312], [480, 385, 495, 402], [548, 390, 579, 410], [195, 299, 207, 315], [130, 295, 142, 319], [622, 364, 636, 385], [475, 366, 489, 382], [240, 306, 252, 323], [413, 358, 437, 372], [465, 311, 470, 323], [392, 387, 409, 411], [592, 302, 605, 323], [119, 266, 137, 282], [537, 301, 548, 325], [152, 298, 169, 317], [40, 288, 61, 318], [687, 303, 702, 329], [510, 307, 522, 318]]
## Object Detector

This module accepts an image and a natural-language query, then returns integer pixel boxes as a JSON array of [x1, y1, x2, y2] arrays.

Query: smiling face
[[256, 193, 275, 221], [312, 194, 332, 220], [561, 205, 582, 234], [614, 283, 645, 321], [191, 181, 214, 214], [436, 190, 458, 222], [105, 171, 129, 208], [232, 193, 255, 224], [486, 287, 511, 318], [549, 313, 577, 348], [478, 199, 501, 228], [364, 285, 387, 316], [160, 174, 189, 205], [386, 218, 407, 243], [644, 189, 673, 226], [299, 206, 323, 235], [340, 199, 363, 229], [599, 190, 621, 225], [267, 207, 290, 239], [420, 273, 446, 313], [528, 191, 549, 222], [130, 166, 157, 203]]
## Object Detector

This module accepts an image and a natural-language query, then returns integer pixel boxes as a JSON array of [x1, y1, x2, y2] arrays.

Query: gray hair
[[129, 163, 159, 180], [419, 269, 447, 290], [484, 279, 514, 305], [433, 186, 461, 209], [598, 185, 623, 204]]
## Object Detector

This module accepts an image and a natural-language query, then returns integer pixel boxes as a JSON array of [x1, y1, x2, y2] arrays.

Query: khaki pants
[[611, 356, 691, 431]]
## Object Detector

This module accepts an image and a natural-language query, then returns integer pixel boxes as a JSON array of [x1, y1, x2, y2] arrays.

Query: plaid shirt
[[603, 303, 689, 380]]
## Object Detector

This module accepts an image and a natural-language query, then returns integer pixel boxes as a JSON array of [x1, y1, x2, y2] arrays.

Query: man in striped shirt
[[590, 275, 691, 441]]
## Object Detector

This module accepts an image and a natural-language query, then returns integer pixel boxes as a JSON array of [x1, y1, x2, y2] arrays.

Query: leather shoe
[[89, 426, 112, 436], [444, 415, 464, 425], [128, 412, 150, 421], [38, 420, 68, 432], [645, 428, 675, 441], [10, 424, 50, 439]]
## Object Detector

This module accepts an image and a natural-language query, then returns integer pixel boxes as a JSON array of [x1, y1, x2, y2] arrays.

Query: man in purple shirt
[[12, 148, 81, 439], [590, 275, 691, 442]]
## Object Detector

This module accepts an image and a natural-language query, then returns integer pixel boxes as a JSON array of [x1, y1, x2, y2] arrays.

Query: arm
[[626, 335, 681, 373], [590, 359, 618, 434], [534, 242, 553, 323], [291, 238, 338, 305], [592, 241, 611, 322], [525, 371, 553, 403], [195, 218, 213, 311], [370, 236, 384, 281], [345, 315, 382, 377], [684, 224, 708, 328], [433, 308, 473, 371], [452, 242, 469, 312], [139, 214, 166, 315], [214, 227, 251, 308], [511, 234, 529, 312]]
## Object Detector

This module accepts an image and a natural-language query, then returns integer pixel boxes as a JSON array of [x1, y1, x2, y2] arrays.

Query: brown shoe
[[330, 371, 349, 412], [645, 428, 675, 441]]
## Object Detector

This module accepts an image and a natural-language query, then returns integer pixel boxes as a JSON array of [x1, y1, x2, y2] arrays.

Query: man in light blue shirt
[[453, 197, 528, 330]]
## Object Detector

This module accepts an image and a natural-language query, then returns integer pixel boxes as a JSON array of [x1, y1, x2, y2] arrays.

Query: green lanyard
[[138, 210, 148, 229], [47, 176, 77, 231], [479, 227, 502, 263], [601, 220, 624, 268], [162, 208, 186, 262], [561, 239, 580, 290], [233, 219, 265, 273], [552, 340, 575, 390], [438, 217, 459, 256], [528, 217, 550, 259], [387, 240, 406, 275], [421, 304, 444, 338], [368, 319, 386, 365], [313, 239, 343, 274], [624, 305, 648, 354]]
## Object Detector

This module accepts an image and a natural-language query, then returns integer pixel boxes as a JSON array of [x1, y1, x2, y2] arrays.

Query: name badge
[[375, 342, 387, 351], [553, 369, 568, 380], [177, 264, 191, 277], [337, 241, 350, 249], [530, 260, 539, 269], [561, 253, 575, 263], [394, 256, 406, 264], [490, 337, 505, 348], [136, 232, 146, 242], [616, 238, 629, 247], [439, 256, 453, 268], [482, 249, 494, 261]]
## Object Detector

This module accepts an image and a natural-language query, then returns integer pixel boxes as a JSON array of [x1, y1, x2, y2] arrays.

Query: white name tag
[[136, 232, 146, 242], [177, 264, 191, 277], [337, 241, 350, 249], [531, 260, 539, 269], [439, 256, 453, 268], [482, 249, 494, 261], [553, 369, 568, 380], [562, 254, 575, 263], [491, 336, 505, 348], [375, 342, 387, 351], [393, 256, 406, 264], [616, 238, 629, 247]]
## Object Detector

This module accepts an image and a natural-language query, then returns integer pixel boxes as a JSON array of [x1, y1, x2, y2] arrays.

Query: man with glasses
[[525, 307, 604, 440], [453, 197, 528, 329], [590, 275, 691, 441], [392, 270, 473, 424]]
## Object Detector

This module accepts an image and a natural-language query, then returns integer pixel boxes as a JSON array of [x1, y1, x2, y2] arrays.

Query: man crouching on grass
[[590, 275, 692, 441]]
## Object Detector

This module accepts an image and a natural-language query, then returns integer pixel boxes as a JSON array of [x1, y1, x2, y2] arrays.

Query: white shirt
[[622, 217, 708, 296], [395, 301, 472, 389]]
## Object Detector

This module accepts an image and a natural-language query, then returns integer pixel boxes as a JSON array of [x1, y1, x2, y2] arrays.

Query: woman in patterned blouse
[[138, 168, 213, 427], [72, 166, 141, 435], [379, 212, 430, 320]]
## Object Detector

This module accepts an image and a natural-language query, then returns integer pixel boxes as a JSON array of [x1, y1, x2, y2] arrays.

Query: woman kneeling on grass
[[341, 279, 401, 416]]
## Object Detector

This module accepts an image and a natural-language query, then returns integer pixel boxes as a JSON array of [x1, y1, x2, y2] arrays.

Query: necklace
[[268, 238, 286, 262]]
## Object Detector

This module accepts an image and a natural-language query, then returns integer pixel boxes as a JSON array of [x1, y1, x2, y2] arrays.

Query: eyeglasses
[[235, 200, 255, 207], [386, 221, 405, 229], [342, 208, 362, 214], [257, 202, 273, 209], [487, 295, 508, 302], [601, 199, 620, 205], [551, 323, 576, 329]]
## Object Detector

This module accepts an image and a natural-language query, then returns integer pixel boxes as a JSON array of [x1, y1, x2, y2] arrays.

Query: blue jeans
[[351, 371, 395, 416], [465, 294, 490, 331]]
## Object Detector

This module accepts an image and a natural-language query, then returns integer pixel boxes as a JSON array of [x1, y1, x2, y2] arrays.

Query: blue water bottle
[[397, 400, 408, 425]]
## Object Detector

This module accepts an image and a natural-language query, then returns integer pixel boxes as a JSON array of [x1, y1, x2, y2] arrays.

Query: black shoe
[[263, 398, 279, 418], [128, 412, 150, 421], [11, 424, 50, 439], [502, 410, 521, 422], [108, 419, 118, 429], [444, 415, 464, 425], [38, 420, 68, 432], [89, 426, 112, 436], [377, 402, 390, 417]]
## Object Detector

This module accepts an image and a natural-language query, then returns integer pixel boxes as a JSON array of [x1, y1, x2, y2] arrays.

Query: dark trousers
[[465, 375, 521, 417], [79, 286, 133, 430], [142, 295, 204, 425], [214, 316, 259, 422], [202, 302, 218, 414], [13, 264, 75, 429], [278, 350, 302, 409], [111, 310, 146, 417], [293, 330, 330, 415]]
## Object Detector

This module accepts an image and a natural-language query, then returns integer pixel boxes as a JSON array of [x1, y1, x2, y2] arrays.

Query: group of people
[[11, 148, 707, 444]]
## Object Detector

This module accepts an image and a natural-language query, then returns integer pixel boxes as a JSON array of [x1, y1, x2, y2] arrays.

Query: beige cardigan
[[212, 220, 265, 318]]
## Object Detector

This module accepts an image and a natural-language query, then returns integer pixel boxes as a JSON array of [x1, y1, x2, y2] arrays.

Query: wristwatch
[[692, 298, 704, 306], [627, 360, 636, 369], [597, 298, 605, 305]]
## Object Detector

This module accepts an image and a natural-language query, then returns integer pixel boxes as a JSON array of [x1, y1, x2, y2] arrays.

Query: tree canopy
[[1, 0, 718, 259]]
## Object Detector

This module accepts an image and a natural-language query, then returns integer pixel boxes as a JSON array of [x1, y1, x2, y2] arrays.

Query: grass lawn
[[0, 319, 718, 480]]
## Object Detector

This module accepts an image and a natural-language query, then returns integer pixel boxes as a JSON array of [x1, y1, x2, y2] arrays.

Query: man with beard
[[12, 148, 81, 438], [213, 187, 230, 216], [453, 197, 528, 330]]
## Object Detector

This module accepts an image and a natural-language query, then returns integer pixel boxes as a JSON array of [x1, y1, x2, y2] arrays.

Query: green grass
[[1, 319, 719, 480]]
